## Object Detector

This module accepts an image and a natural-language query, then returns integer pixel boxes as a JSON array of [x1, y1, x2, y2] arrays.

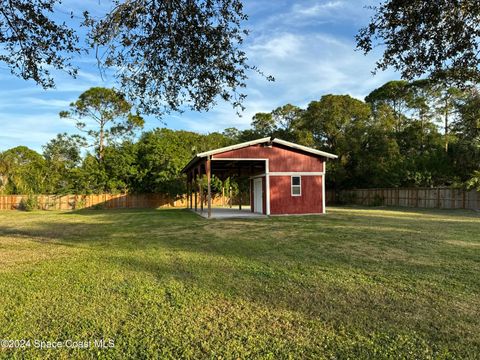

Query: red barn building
[[182, 137, 337, 218]]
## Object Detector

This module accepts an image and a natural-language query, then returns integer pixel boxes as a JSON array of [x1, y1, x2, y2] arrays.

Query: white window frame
[[291, 175, 301, 196]]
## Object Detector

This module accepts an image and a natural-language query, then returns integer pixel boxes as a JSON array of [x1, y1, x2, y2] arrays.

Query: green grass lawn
[[0, 207, 479, 359]]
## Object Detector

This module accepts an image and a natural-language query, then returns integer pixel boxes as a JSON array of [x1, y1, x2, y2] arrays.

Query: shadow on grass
[[0, 207, 479, 351], [1, 207, 478, 287], [1, 208, 478, 270]]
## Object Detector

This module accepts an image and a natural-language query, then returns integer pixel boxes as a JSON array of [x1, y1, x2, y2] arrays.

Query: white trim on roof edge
[[197, 137, 337, 159], [272, 138, 337, 159], [197, 137, 271, 157]]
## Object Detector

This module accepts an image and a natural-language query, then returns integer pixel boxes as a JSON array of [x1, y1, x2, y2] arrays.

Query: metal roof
[[182, 137, 337, 173]]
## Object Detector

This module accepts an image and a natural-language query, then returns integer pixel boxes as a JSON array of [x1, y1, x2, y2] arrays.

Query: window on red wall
[[291, 176, 301, 196]]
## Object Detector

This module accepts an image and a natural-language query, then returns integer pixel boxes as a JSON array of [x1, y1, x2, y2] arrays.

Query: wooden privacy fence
[[0, 193, 240, 211], [335, 187, 480, 210], [1, 189, 478, 211]]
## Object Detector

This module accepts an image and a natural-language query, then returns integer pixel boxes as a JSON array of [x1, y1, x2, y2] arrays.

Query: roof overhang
[[182, 137, 338, 173]]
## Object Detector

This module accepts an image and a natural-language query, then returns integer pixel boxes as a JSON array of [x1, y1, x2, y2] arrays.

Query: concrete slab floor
[[190, 206, 267, 219]]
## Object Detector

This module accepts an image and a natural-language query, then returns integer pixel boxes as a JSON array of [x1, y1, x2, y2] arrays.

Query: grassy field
[[0, 207, 478, 359]]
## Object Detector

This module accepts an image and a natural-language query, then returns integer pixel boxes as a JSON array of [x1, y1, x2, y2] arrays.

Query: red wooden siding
[[213, 142, 327, 215], [213, 144, 324, 172], [269, 176, 323, 214]]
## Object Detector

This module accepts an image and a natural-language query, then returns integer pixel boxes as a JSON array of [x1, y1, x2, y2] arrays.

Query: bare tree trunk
[[99, 123, 105, 161], [444, 98, 449, 152]]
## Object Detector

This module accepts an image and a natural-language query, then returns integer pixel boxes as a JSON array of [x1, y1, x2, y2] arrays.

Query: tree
[[60, 87, 144, 161], [466, 171, 480, 190], [450, 90, 480, 184], [43, 133, 85, 168], [251, 113, 275, 136], [42, 133, 86, 193], [454, 89, 480, 142], [271, 104, 303, 132], [407, 80, 435, 125], [356, 0, 480, 83], [74, 154, 109, 194], [365, 80, 411, 132], [1, 1, 269, 114], [135, 128, 231, 196], [249, 104, 309, 144], [102, 142, 139, 193], [275, 104, 313, 144], [87, 0, 271, 116], [0, 146, 47, 194], [222, 127, 241, 142], [87, 0, 271, 115], [431, 83, 466, 152], [302, 95, 372, 188], [0, 0, 80, 88], [354, 120, 403, 188], [303, 95, 371, 151]]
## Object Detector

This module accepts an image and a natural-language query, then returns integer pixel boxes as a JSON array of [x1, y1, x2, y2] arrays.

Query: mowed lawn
[[0, 207, 479, 359]]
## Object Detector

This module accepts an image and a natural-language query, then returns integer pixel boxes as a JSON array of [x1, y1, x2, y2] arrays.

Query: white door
[[253, 178, 263, 214]]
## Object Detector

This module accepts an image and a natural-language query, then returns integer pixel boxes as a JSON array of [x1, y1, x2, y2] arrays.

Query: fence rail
[[0, 193, 238, 211], [333, 187, 480, 210], [1, 188, 478, 211]]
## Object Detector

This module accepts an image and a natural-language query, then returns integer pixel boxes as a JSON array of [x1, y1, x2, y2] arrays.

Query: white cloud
[[249, 33, 303, 59], [76, 70, 104, 83], [0, 0, 398, 147], [162, 23, 398, 133], [247, 30, 395, 102], [292, 1, 345, 17], [0, 112, 76, 151], [21, 98, 73, 108]]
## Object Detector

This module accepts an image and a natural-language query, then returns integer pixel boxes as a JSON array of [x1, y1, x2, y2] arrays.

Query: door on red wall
[[253, 178, 263, 214]]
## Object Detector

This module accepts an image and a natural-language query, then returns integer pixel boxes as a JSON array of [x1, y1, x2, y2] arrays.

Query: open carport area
[[191, 206, 267, 219]]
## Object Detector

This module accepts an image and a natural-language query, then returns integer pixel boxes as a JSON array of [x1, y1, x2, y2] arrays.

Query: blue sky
[[0, 0, 397, 152]]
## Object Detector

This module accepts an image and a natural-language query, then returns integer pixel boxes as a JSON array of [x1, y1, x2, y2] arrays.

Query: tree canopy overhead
[[0, 0, 80, 88], [88, 0, 269, 116], [356, 0, 480, 84], [0, 0, 270, 115]]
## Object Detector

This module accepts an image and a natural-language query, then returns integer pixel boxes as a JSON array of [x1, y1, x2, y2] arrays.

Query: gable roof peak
[[197, 137, 337, 159]]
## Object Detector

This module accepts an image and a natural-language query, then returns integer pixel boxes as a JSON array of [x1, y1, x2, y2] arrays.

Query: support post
[[322, 161, 326, 214], [222, 186, 225, 207], [198, 165, 203, 212], [238, 167, 241, 211], [194, 169, 198, 212], [188, 171, 195, 210], [206, 156, 212, 218], [190, 184, 193, 209], [265, 159, 270, 215], [194, 183, 198, 211]]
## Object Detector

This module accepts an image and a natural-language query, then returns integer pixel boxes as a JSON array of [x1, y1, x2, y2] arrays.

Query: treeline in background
[[1, 79, 479, 196]]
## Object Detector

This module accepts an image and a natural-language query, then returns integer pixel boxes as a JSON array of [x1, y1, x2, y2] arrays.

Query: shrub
[[19, 196, 40, 211], [338, 191, 357, 205], [466, 170, 480, 191], [370, 194, 385, 207], [91, 203, 105, 210], [74, 197, 87, 210]]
